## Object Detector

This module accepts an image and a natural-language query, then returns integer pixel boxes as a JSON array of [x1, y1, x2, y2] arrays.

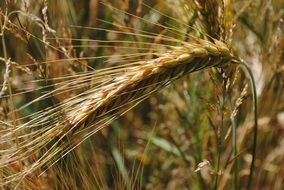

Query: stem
[[214, 71, 226, 190], [240, 61, 258, 190], [214, 152, 221, 190], [1, 7, 25, 189], [229, 101, 238, 190], [1, 8, 20, 153]]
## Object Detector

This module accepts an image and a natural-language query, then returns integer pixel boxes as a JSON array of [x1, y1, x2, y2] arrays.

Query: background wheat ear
[[0, 0, 283, 189]]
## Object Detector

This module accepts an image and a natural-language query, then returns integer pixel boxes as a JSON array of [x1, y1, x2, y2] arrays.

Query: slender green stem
[[214, 152, 221, 190], [240, 61, 258, 190], [229, 101, 238, 190], [214, 73, 227, 190]]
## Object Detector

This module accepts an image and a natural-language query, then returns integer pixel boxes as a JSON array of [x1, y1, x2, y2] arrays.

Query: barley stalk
[[0, 0, 239, 187], [0, 37, 234, 185], [67, 39, 232, 131]]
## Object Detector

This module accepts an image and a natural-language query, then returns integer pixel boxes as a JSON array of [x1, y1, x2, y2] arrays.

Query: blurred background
[[0, 0, 284, 189]]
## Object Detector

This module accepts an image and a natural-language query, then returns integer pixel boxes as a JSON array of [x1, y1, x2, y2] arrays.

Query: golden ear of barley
[[67, 39, 232, 131], [0, 38, 233, 185]]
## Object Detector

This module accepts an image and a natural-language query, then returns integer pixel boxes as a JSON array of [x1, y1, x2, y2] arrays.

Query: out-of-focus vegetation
[[0, 0, 283, 189]]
